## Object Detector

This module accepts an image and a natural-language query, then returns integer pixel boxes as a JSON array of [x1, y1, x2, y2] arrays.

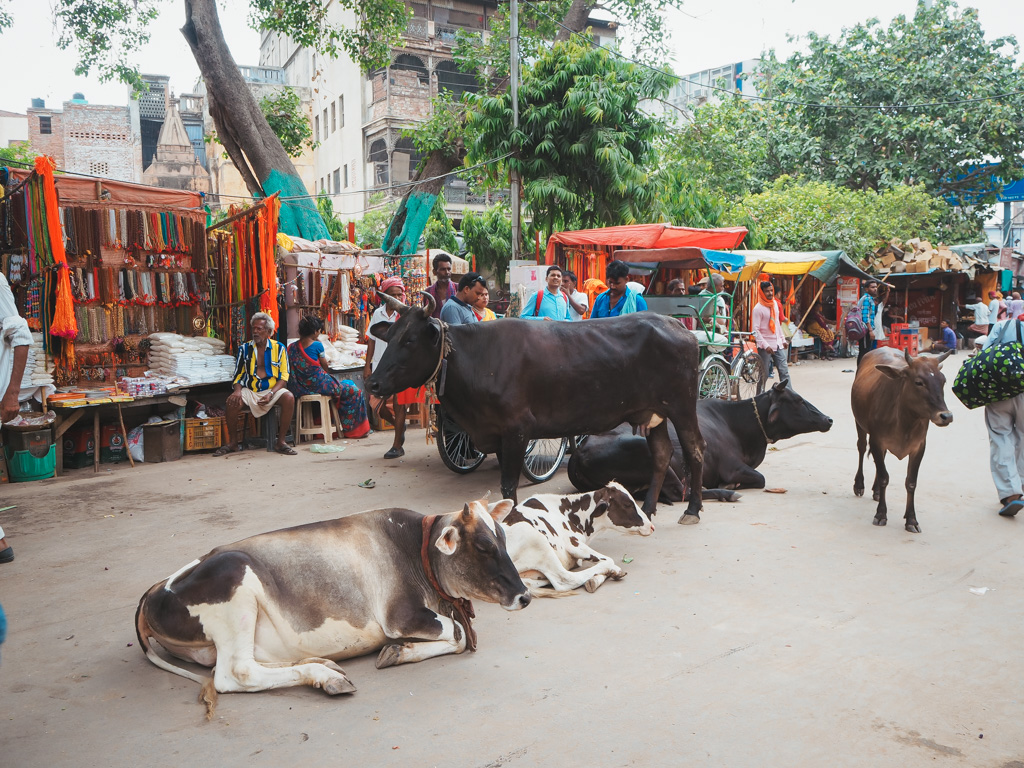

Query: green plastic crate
[[4, 444, 56, 482]]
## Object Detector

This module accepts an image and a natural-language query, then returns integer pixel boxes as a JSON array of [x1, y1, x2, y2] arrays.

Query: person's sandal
[[275, 444, 297, 456], [212, 444, 242, 457], [998, 498, 1024, 517], [0, 546, 13, 564], [383, 447, 405, 459]]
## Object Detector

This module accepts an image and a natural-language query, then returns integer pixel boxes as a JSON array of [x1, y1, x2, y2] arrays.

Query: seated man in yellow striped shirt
[[214, 311, 296, 456]]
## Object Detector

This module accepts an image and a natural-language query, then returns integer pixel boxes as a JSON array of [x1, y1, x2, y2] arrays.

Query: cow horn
[[376, 290, 409, 316], [935, 349, 952, 364], [904, 348, 913, 365], [419, 290, 436, 318]]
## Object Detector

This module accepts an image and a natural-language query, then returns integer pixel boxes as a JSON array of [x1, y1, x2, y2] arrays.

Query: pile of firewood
[[867, 238, 965, 275]]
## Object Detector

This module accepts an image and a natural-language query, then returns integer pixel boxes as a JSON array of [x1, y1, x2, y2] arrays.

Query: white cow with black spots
[[501, 482, 654, 595]]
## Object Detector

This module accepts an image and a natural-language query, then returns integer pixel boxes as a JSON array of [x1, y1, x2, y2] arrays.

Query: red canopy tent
[[543, 223, 748, 264]]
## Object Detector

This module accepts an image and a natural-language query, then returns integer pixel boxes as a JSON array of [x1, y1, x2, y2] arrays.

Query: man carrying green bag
[[954, 317, 1024, 516]]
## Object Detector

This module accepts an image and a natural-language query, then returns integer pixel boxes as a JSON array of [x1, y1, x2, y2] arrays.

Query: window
[[436, 61, 479, 99], [392, 54, 428, 85], [330, 102, 336, 133], [89, 161, 109, 176], [39, 116, 52, 135], [333, 168, 341, 194], [314, 115, 320, 143], [322, 108, 328, 135], [339, 96, 344, 128], [343, 164, 349, 188], [369, 140, 388, 188]]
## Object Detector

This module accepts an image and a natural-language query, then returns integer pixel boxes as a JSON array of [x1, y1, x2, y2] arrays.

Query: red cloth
[[544, 224, 747, 264]]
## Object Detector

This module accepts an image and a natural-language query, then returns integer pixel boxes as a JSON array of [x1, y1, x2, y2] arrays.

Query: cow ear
[[488, 499, 514, 524], [875, 364, 904, 380], [369, 321, 393, 342], [436, 525, 460, 556], [773, 378, 790, 391], [592, 500, 609, 518], [427, 319, 442, 346]]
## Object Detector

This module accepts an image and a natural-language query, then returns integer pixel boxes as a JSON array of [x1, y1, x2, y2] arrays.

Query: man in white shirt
[[563, 271, 589, 321], [0, 272, 30, 564], [965, 295, 991, 344]]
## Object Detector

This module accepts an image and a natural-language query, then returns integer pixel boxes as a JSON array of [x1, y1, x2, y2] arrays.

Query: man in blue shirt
[[857, 279, 879, 365], [927, 319, 958, 354], [439, 272, 486, 325], [591, 260, 648, 318], [522, 265, 571, 321]]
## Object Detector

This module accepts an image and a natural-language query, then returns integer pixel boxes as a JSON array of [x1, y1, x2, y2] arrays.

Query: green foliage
[[316, 194, 348, 241], [462, 204, 512, 288], [0, 142, 40, 167], [46, 0, 409, 87], [466, 37, 671, 237], [423, 194, 458, 253], [728, 176, 979, 261], [405, 92, 465, 160], [757, 0, 1024, 205], [259, 88, 317, 158], [356, 194, 399, 248]]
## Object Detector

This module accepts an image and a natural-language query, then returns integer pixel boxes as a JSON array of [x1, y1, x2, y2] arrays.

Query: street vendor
[[423, 253, 454, 319], [590, 261, 648, 318], [214, 312, 296, 456], [0, 271, 30, 564]]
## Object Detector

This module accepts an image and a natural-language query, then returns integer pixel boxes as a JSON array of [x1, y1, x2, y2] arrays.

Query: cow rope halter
[[751, 395, 775, 444], [423, 319, 452, 445], [420, 514, 478, 652]]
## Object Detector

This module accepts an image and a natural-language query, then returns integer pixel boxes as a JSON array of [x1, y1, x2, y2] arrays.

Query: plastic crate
[[185, 417, 224, 452], [4, 444, 56, 482]]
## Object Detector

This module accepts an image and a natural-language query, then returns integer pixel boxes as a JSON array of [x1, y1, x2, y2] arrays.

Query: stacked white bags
[[318, 327, 363, 369], [147, 333, 237, 384], [22, 333, 54, 390]]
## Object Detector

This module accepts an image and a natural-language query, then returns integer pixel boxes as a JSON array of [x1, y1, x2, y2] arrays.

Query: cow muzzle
[[932, 411, 953, 427], [505, 591, 532, 611]]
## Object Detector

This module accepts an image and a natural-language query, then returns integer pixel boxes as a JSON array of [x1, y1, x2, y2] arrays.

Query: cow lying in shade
[[135, 497, 530, 715], [502, 483, 654, 595], [568, 380, 833, 520]]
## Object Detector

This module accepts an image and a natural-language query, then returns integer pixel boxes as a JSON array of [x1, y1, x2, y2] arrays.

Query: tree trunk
[[180, 0, 327, 240], [381, 3, 596, 255]]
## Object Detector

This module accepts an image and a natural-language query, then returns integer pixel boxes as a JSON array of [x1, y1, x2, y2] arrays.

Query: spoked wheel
[[698, 358, 731, 400], [437, 417, 486, 474], [522, 437, 569, 483], [732, 350, 767, 400]]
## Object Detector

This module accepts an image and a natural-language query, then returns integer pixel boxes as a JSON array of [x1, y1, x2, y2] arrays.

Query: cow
[[365, 292, 706, 521], [135, 497, 530, 715], [852, 347, 953, 532], [567, 380, 833, 519], [503, 482, 654, 595]]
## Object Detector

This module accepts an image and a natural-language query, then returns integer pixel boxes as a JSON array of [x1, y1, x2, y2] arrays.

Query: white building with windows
[[647, 58, 761, 125]]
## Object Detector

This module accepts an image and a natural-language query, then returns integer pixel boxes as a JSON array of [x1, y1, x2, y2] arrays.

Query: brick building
[[26, 96, 142, 182]]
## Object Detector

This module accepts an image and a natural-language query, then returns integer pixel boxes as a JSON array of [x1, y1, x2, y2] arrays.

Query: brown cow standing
[[851, 347, 953, 532]]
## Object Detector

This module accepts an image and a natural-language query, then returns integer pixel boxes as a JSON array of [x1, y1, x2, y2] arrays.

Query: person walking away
[[440, 272, 487, 325], [287, 315, 370, 439], [753, 280, 790, 383], [521, 265, 571, 321], [1007, 291, 1024, 320], [423, 253, 454, 319], [990, 291, 1008, 323], [590, 260, 649, 318], [473, 286, 497, 321], [982, 316, 1024, 517], [0, 271, 30, 563], [563, 271, 589, 321], [365, 277, 426, 459]]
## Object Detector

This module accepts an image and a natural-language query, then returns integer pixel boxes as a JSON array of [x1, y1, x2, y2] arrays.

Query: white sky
[[0, 0, 1021, 114]]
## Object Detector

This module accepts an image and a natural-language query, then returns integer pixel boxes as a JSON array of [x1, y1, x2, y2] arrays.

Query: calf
[[852, 347, 953, 532], [502, 483, 654, 595], [135, 497, 530, 714]]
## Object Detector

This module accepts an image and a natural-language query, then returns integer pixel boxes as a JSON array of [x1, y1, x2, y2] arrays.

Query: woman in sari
[[473, 286, 497, 321], [287, 315, 371, 439], [805, 302, 836, 358]]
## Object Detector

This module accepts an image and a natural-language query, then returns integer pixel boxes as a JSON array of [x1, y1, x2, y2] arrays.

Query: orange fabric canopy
[[6, 167, 203, 210], [544, 224, 748, 264]]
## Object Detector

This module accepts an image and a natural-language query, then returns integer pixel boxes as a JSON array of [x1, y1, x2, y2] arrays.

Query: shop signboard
[[837, 276, 860, 305]]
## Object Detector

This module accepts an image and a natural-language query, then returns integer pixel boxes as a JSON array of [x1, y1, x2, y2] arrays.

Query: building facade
[[26, 96, 142, 182], [646, 58, 762, 125], [0, 110, 28, 149], [140, 100, 211, 193]]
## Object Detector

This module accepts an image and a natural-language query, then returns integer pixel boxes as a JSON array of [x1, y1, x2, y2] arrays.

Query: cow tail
[[527, 586, 578, 599], [135, 584, 215, 693]]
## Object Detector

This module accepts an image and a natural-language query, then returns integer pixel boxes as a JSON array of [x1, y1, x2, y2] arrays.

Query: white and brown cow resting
[[135, 497, 530, 714]]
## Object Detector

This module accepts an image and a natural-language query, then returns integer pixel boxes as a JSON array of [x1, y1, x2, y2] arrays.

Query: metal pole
[[510, 0, 521, 262]]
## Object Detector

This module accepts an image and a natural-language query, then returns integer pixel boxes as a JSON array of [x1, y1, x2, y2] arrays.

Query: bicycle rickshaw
[[616, 247, 768, 401]]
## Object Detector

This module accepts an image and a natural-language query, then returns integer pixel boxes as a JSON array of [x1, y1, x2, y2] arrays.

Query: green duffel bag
[[952, 321, 1024, 409]]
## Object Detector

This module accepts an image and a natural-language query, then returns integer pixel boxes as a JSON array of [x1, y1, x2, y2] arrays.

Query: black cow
[[366, 293, 706, 520], [567, 380, 833, 520]]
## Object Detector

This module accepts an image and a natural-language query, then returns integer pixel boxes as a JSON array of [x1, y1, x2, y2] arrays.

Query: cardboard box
[[143, 420, 182, 463], [100, 424, 127, 464], [62, 427, 95, 469], [906, 259, 930, 273], [881, 252, 898, 267]]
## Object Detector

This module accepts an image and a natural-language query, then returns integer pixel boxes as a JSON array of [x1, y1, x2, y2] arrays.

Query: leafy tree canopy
[[462, 203, 513, 287], [466, 37, 672, 235], [356, 193, 398, 248], [260, 88, 317, 159], [422, 194, 458, 254], [316, 194, 347, 241], [0, 142, 40, 167]]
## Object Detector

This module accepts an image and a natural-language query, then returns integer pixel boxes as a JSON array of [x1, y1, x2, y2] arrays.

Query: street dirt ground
[[2, 355, 1023, 768]]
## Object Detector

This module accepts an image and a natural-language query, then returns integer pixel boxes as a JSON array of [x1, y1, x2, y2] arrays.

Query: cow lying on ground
[[503, 483, 654, 595], [852, 347, 953, 532], [568, 380, 833, 520], [366, 293, 706, 520], [135, 497, 530, 715]]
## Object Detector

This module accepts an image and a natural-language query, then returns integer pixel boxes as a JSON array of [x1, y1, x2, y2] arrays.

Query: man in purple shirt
[[423, 253, 454, 319]]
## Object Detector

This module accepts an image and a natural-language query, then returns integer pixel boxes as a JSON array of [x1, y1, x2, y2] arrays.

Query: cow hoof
[[610, 569, 627, 581], [872, 517, 887, 527], [854, 486, 864, 497], [906, 523, 921, 533], [322, 660, 347, 675], [323, 675, 357, 695], [375, 645, 402, 670], [678, 514, 701, 525]]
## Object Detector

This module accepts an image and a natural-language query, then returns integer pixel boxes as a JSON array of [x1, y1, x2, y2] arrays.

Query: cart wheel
[[732, 350, 767, 400], [698, 358, 731, 400], [522, 437, 568, 483], [437, 418, 485, 474]]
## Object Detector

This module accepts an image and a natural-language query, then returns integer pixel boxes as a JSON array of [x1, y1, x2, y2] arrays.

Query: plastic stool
[[295, 395, 340, 443]]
